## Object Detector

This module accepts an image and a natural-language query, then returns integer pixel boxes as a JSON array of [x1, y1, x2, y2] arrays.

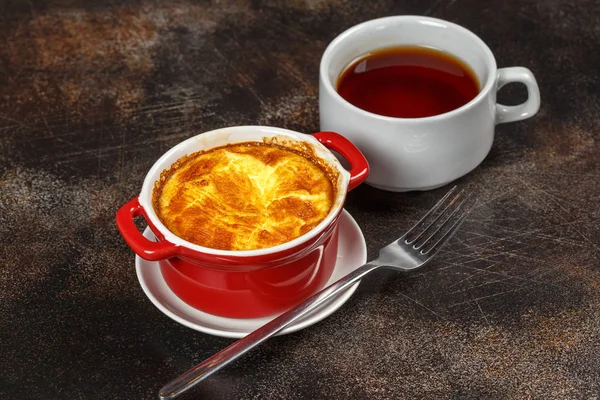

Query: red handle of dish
[[312, 131, 369, 191], [116, 197, 179, 261]]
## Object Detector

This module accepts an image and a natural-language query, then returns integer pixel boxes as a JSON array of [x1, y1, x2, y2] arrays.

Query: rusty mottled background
[[1, 0, 599, 399]]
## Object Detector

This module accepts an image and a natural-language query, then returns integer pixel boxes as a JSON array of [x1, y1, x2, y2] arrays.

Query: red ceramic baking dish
[[116, 126, 368, 318]]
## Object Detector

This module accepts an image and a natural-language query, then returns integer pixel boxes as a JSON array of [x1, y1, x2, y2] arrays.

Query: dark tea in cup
[[320, 16, 540, 191], [336, 46, 480, 118]]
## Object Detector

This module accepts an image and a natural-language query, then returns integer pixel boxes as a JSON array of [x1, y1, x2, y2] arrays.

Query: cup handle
[[495, 67, 541, 124], [312, 131, 369, 191], [116, 196, 179, 261]]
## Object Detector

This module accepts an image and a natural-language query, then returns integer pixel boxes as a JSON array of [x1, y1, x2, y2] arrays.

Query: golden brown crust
[[152, 142, 337, 250]]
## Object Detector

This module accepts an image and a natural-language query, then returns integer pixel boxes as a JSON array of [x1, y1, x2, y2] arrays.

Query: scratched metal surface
[[1, 0, 599, 399]]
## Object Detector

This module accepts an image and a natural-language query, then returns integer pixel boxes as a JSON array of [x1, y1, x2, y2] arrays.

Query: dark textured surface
[[1, 0, 599, 399]]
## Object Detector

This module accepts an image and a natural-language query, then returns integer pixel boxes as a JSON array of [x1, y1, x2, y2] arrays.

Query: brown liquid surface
[[153, 142, 336, 251], [337, 46, 480, 118]]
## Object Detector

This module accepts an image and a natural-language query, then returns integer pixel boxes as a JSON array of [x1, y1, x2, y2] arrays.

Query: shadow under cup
[[319, 16, 540, 192]]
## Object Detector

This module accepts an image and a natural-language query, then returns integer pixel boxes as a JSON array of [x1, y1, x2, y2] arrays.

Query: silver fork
[[159, 186, 475, 399]]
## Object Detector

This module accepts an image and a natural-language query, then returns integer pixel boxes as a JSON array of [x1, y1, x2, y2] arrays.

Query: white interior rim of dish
[[138, 125, 352, 257]]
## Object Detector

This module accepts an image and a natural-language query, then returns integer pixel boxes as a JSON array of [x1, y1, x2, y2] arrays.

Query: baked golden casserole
[[153, 142, 337, 251]]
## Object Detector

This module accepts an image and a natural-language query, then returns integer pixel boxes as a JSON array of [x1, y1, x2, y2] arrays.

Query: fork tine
[[410, 189, 466, 247], [413, 192, 470, 249], [420, 197, 477, 255], [401, 186, 457, 243]]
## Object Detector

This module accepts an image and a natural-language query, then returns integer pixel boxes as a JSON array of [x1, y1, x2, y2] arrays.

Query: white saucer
[[135, 209, 367, 338]]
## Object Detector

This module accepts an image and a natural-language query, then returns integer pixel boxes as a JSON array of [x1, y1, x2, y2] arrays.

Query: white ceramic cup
[[319, 15, 541, 192]]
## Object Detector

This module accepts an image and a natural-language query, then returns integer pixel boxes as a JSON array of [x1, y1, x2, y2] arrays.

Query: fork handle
[[159, 262, 381, 399]]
